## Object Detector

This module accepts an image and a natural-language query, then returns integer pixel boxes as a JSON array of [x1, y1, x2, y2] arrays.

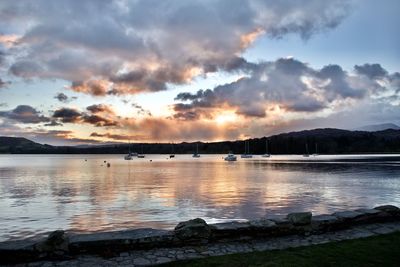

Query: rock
[[132, 257, 151, 265], [249, 218, 276, 229], [311, 215, 341, 232], [374, 205, 400, 215], [312, 215, 338, 223], [287, 212, 312, 226], [174, 218, 211, 241], [35, 230, 69, 254], [210, 221, 252, 238], [355, 208, 381, 215], [332, 210, 362, 220]]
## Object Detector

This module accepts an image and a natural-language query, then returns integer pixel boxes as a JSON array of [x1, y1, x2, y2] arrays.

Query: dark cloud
[[82, 114, 119, 127], [52, 105, 119, 127], [173, 111, 200, 121], [54, 92, 76, 103], [86, 104, 113, 114], [131, 103, 152, 116], [0, 105, 50, 123], [173, 58, 399, 119], [52, 108, 81, 123], [44, 120, 63, 127], [54, 92, 68, 102], [9, 60, 43, 78], [318, 64, 365, 99], [354, 64, 388, 79], [1, 0, 351, 95]]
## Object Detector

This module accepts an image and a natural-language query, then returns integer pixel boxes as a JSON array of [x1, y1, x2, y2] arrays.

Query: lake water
[[0, 154, 399, 242]]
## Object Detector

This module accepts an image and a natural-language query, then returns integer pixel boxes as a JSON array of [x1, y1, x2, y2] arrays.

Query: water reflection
[[0, 154, 399, 241]]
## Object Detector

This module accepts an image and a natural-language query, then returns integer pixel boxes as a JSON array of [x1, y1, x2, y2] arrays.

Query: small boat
[[124, 140, 135, 160], [224, 152, 237, 161], [312, 143, 319, 156], [240, 140, 253, 158], [169, 143, 175, 158], [138, 145, 145, 158], [303, 143, 310, 157], [192, 143, 200, 158], [262, 139, 270, 158]]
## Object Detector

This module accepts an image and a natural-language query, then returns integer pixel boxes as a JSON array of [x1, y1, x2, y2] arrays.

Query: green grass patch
[[163, 231, 400, 267]]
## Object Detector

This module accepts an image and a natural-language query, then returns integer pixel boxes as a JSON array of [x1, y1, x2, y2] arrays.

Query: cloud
[[43, 120, 63, 127], [70, 80, 110, 96], [0, 78, 10, 88], [2, 0, 351, 95], [82, 114, 119, 127], [86, 104, 114, 114], [52, 108, 81, 123], [90, 132, 137, 141], [354, 63, 388, 79], [54, 92, 76, 103], [52, 105, 119, 127], [172, 58, 398, 119], [0, 105, 50, 123]]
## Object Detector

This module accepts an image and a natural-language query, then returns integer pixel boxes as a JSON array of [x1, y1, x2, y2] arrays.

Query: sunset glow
[[0, 0, 398, 145]]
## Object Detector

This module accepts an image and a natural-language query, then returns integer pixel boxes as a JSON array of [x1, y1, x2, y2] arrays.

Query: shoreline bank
[[1, 205, 399, 265]]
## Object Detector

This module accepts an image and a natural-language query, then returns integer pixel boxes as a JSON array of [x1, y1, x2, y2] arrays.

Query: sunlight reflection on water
[[0, 154, 399, 241]]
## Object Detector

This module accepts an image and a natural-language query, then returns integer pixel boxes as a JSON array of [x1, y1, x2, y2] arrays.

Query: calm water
[[0, 154, 400, 242]]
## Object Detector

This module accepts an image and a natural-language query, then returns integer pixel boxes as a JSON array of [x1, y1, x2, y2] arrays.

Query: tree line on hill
[[1, 128, 400, 154]]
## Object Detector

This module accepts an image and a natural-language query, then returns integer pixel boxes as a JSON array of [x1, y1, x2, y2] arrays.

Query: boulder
[[332, 210, 362, 220], [249, 218, 276, 229], [287, 212, 312, 226], [374, 205, 400, 216], [174, 218, 211, 241], [35, 230, 69, 254], [311, 214, 341, 232]]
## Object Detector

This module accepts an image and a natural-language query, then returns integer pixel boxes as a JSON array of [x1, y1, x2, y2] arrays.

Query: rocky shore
[[1, 205, 399, 266]]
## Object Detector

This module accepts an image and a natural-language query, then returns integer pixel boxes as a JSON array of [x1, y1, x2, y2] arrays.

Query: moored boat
[[224, 152, 237, 161]]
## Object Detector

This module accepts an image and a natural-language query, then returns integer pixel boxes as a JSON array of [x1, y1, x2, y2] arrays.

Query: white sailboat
[[312, 143, 319, 156], [224, 151, 237, 161], [192, 143, 200, 158], [303, 143, 310, 157], [138, 145, 145, 158], [240, 140, 253, 158], [262, 139, 271, 158], [124, 141, 133, 160]]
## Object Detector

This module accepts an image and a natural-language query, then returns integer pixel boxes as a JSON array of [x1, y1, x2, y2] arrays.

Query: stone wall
[[1, 205, 399, 264]]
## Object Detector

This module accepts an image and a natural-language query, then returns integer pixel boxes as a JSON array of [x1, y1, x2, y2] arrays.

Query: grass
[[162, 231, 400, 267]]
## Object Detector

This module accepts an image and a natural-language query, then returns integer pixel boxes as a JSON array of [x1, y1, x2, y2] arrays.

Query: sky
[[0, 0, 399, 145]]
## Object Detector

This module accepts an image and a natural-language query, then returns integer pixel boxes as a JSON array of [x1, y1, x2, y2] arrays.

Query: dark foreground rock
[[1, 205, 399, 265], [174, 218, 212, 242]]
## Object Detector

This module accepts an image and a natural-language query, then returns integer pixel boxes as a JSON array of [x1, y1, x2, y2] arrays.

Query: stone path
[[6, 222, 400, 267]]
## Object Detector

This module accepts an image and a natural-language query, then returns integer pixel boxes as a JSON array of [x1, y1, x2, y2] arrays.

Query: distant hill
[[355, 123, 400, 132], [0, 136, 54, 153], [1, 128, 400, 154]]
